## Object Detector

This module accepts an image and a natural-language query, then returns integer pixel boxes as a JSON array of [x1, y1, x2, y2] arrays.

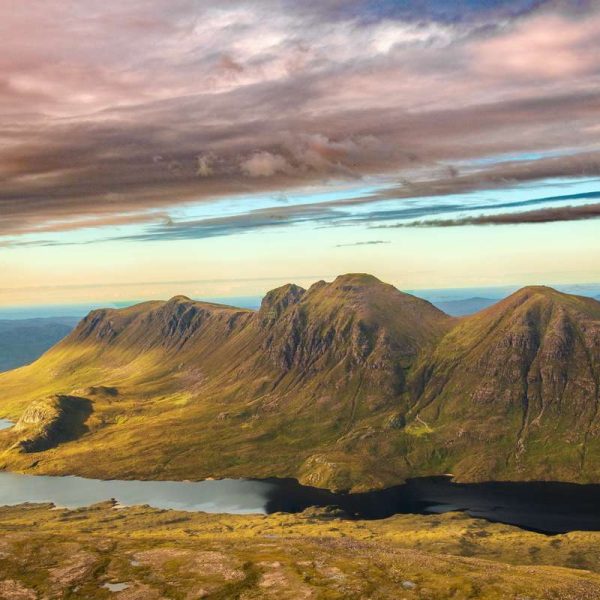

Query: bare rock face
[[13, 395, 92, 453], [68, 296, 254, 359], [258, 284, 306, 327]]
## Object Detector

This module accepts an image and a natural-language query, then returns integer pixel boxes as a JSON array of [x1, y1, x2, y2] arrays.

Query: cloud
[[393, 203, 600, 227], [336, 240, 390, 247], [218, 53, 244, 74], [240, 151, 293, 177], [473, 10, 600, 80], [1, 1, 600, 238], [11, 178, 600, 247], [196, 153, 216, 177]]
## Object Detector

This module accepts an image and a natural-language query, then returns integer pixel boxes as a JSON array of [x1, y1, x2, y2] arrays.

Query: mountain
[[0, 276, 599, 491], [0, 317, 79, 372], [432, 297, 498, 316], [405, 286, 600, 482], [0, 275, 451, 490]]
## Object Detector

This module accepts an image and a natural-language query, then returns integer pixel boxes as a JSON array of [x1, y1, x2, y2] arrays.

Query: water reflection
[[0, 472, 276, 513]]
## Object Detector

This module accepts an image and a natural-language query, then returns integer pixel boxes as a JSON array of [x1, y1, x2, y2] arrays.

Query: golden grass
[[2, 503, 600, 599]]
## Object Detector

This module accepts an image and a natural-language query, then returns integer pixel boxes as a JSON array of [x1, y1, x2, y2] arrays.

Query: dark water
[[265, 477, 600, 535], [1, 472, 600, 534]]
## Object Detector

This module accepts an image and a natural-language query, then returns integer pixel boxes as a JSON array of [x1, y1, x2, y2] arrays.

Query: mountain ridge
[[0, 274, 599, 491]]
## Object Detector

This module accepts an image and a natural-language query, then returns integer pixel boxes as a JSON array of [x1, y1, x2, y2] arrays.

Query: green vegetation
[[2, 502, 600, 599], [0, 275, 599, 491]]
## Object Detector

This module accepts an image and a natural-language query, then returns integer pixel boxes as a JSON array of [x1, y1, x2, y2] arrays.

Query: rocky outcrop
[[258, 284, 305, 326], [13, 395, 92, 453]]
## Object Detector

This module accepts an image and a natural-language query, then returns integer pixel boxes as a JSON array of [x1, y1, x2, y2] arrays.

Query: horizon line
[[1, 281, 600, 311]]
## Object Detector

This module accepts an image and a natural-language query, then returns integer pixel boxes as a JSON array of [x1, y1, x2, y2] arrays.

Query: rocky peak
[[257, 274, 451, 397], [332, 273, 384, 290], [258, 283, 306, 325], [491, 286, 565, 313], [166, 295, 193, 304], [71, 309, 118, 343], [412, 282, 600, 437]]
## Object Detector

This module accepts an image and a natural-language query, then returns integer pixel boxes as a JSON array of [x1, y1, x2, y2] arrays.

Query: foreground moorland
[[2, 502, 600, 599], [0, 274, 599, 491]]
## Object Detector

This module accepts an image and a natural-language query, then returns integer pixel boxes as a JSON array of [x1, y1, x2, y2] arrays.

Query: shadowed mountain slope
[[0, 276, 599, 490]]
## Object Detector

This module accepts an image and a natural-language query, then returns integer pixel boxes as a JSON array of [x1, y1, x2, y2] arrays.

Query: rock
[[12, 395, 92, 453], [0, 579, 36, 600], [387, 413, 406, 429], [300, 505, 351, 520], [259, 283, 306, 326]]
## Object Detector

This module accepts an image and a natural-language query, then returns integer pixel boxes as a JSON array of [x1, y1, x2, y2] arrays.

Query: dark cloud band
[[393, 203, 600, 227]]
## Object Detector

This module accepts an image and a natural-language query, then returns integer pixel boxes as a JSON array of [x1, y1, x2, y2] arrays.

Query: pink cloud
[[240, 152, 293, 177], [473, 12, 600, 80]]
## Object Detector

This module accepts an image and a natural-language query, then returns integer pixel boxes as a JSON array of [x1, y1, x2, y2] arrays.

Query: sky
[[1, 0, 599, 306]]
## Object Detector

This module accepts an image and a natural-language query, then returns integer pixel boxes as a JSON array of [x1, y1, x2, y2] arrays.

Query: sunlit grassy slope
[[0, 275, 599, 490], [2, 503, 600, 599]]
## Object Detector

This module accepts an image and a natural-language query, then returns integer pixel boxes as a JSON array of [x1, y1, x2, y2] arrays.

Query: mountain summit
[[0, 275, 598, 491]]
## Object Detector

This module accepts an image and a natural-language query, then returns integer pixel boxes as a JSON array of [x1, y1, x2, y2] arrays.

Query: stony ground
[[1, 502, 600, 599]]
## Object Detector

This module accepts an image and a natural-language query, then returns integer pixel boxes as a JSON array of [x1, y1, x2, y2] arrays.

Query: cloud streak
[[336, 240, 390, 247], [394, 203, 600, 227], [5, 177, 600, 247]]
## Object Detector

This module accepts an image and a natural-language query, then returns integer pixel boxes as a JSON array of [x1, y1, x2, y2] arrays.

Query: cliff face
[[256, 274, 452, 398], [0, 275, 599, 490], [69, 296, 253, 354]]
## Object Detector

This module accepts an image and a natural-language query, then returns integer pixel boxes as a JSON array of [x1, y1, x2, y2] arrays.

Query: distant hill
[[431, 297, 498, 316], [0, 275, 599, 491], [0, 317, 79, 372]]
